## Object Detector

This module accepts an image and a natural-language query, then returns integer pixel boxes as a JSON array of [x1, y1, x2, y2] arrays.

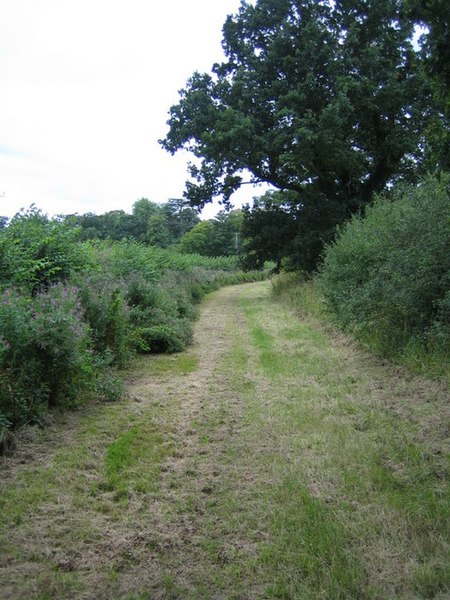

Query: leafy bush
[[319, 175, 450, 366], [93, 239, 239, 281], [137, 319, 193, 353], [0, 212, 266, 442], [0, 207, 90, 294], [76, 272, 132, 367], [125, 275, 194, 353], [0, 286, 93, 426]]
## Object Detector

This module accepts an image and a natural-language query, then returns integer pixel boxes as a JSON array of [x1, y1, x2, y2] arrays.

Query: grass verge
[[0, 352, 182, 598], [250, 278, 450, 598], [272, 272, 450, 384]]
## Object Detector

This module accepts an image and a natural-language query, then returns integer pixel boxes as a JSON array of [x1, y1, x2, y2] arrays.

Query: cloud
[[0, 0, 259, 219]]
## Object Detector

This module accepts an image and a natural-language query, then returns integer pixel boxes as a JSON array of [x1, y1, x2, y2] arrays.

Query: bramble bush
[[319, 174, 450, 374], [125, 274, 194, 353], [92, 242, 268, 354], [76, 272, 132, 368]]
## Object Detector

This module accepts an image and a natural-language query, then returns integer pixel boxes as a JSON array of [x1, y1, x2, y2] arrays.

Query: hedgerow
[[0, 207, 91, 294], [319, 174, 450, 375], [0, 210, 267, 440], [0, 285, 116, 430]]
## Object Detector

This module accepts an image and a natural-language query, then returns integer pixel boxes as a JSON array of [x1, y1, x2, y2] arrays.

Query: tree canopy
[[73, 198, 200, 247], [179, 210, 243, 257], [161, 0, 438, 269]]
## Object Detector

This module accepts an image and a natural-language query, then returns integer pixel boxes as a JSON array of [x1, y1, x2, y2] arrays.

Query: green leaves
[[0, 207, 89, 294], [319, 174, 450, 358], [161, 0, 435, 270]]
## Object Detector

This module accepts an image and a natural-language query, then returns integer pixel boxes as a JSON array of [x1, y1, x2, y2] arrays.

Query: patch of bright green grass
[[247, 323, 284, 376], [243, 300, 331, 379], [261, 481, 371, 599], [104, 422, 175, 499], [145, 353, 199, 376]]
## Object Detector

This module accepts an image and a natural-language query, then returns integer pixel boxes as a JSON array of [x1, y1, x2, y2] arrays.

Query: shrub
[[0, 286, 93, 426], [137, 319, 193, 353], [126, 276, 194, 353], [319, 174, 450, 363], [92, 239, 239, 281], [76, 272, 132, 368], [0, 207, 90, 295], [0, 223, 263, 442]]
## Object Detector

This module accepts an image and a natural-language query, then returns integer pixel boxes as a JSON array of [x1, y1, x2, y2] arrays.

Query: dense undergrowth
[[272, 175, 450, 383], [0, 208, 266, 444]]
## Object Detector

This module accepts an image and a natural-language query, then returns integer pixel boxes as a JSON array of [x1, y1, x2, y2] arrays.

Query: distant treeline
[[62, 198, 245, 259], [71, 198, 200, 246]]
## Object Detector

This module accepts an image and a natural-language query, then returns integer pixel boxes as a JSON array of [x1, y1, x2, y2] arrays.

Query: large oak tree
[[161, 0, 433, 269]]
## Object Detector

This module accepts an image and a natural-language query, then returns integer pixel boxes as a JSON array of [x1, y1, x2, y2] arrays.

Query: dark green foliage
[[162, 198, 201, 241], [75, 209, 137, 241], [403, 1, 450, 174], [0, 206, 90, 294], [241, 189, 347, 272], [74, 197, 200, 247], [76, 273, 132, 368], [319, 174, 450, 361], [241, 191, 302, 270], [0, 286, 94, 426], [125, 275, 193, 354], [161, 0, 433, 270], [136, 320, 193, 354], [405, 0, 450, 94]]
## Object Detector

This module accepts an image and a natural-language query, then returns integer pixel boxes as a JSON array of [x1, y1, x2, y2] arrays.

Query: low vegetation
[[1, 0, 448, 593], [1, 282, 448, 598], [0, 207, 266, 444], [247, 283, 449, 599], [319, 174, 450, 381]]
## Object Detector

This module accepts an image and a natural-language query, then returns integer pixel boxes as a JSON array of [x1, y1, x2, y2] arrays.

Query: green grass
[[0, 365, 180, 598], [143, 352, 199, 376], [1, 281, 448, 599], [104, 422, 174, 498], [202, 280, 448, 599], [262, 483, 370, 599], [0, 466, 59, 527]]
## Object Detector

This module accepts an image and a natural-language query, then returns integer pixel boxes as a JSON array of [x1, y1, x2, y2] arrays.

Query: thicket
[[319, 175, 450, 377], [0, 208, 266, 446]]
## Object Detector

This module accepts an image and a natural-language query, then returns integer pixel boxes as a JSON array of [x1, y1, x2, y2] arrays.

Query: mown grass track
[[1, 281, 449, 599]]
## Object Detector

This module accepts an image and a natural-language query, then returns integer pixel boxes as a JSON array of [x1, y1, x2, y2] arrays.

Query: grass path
[[1, 281, 449, 599]]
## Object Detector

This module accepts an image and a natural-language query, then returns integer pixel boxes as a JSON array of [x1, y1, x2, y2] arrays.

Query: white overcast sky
[[0, 0, 265, 220]]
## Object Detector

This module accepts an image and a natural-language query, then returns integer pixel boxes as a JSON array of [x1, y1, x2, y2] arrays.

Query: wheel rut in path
[[120, 283, 265, 598], [1, 283, 266, 599]]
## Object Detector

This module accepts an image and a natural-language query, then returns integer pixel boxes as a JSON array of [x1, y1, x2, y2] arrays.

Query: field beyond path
[[1, 281, 449, 599]]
